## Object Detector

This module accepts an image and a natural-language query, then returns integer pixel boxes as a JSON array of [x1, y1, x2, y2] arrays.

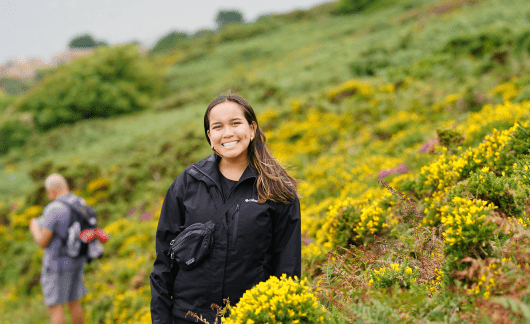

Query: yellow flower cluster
[[265, 108, 351, 163], [10, 205, 43, 229], [326, 79, 376, 102], [440, 197, 496, 248], [352, 198, 391, 239], [429, 267, 444, 293], [466, 274, 496, 299], [87, 177, 112, 193], [458, 100, 530, 142], [318, 189, 394, 248], [418, 126, 514, 196], [104, 286, 151, 324], [223, 274, 327, 324], [373, 111, 424, 138], [368, 262, 417, 289], [432, 93, 462, 112], [489, 81, 518, 102]]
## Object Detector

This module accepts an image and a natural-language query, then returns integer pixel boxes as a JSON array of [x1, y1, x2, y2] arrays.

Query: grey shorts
[[40, 267, 86, 306]]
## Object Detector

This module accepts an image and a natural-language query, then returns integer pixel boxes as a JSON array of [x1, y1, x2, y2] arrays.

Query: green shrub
[[333, 0, 377, 15], [368, 261, 418, 289], [0, 90, 14, 113], [514, 29, 530, 54], [350, 53, 390, 76], [449, 167, 530, 218], [442, 29, 512, 58], [0, 114, 35, 155], [222, 275, 328, 324], [15, 44, 163, 131], [215, 21, 279, 43], [150, 31, 190, 53]]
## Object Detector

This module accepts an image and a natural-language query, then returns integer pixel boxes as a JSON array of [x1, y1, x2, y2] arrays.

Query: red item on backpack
[[79, 229, 96, 243], [94, 228, 109, 243]]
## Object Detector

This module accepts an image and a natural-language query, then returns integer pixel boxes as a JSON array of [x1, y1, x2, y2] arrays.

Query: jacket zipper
[[192, 165, 243, 246], [232, 204, 239, 247]]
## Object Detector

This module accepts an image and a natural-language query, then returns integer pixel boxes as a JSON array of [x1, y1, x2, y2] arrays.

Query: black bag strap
[[55, 199, 81, 243], [210, 190, 245, 227]]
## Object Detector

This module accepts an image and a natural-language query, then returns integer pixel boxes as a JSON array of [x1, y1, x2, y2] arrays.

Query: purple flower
[[140, 212, 152, 221], [379, 164, 409, 179], [419, 138, 438, 153]]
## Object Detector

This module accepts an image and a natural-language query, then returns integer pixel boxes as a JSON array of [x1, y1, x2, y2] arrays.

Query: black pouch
[[168, 190, 243, 270], [169, 221, 215, 270]]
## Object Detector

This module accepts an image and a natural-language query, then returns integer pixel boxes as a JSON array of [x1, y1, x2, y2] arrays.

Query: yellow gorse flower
[[223, 275, 327, 324]]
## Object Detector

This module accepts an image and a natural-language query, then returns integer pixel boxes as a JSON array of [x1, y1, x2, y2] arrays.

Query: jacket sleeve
[[272, 196, 301, 279], [150, 173, 187, 324]]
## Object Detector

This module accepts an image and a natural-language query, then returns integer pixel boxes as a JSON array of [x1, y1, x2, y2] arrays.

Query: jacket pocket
[[173, 260, 209, 311]]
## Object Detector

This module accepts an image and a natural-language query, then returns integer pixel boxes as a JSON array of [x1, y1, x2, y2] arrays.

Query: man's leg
[[47, 304, 66, 324], [67, 300, 85, 324]]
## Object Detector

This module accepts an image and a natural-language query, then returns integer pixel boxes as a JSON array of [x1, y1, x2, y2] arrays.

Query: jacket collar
[[190, 154, 257, 188]]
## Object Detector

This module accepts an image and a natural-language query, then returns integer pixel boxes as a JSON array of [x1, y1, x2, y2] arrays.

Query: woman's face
[[207, 101, 256, 164]]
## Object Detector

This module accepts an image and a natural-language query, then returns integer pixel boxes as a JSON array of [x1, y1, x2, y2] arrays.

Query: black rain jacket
[[150, 154, 301, 324]]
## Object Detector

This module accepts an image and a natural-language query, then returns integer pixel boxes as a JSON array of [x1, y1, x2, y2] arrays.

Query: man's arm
[[30, 218, 53, 249]]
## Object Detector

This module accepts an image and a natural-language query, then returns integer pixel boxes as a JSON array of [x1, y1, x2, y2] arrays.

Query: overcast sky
[[0, 0, 331, 64]]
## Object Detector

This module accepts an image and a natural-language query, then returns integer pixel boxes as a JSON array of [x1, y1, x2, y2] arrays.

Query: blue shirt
[[37, 193, 86, 271]]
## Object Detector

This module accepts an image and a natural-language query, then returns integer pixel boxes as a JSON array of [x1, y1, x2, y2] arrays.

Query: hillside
[[2, 0, 530, 322]]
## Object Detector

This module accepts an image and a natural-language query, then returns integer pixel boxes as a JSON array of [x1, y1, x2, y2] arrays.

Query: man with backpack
[[29, 173, 88, 324]]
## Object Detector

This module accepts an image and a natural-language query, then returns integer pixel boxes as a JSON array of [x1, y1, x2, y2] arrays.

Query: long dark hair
[[204, 94, 298, 204]]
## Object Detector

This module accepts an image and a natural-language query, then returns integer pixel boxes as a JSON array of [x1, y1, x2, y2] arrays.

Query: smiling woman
[[207, 101, 256, 179], [150, 93, 301, 324]]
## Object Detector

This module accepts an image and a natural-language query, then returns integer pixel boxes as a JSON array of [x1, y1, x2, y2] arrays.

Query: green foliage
[[215, 9, 244, 30], [442, 28, 512, 58], [514, 29, 530, 54], [436, 128, 464, 154], [349, 45, 394, 77], [150, 31, 189, 53], [449, 168, 530, 218], [333, 0, 378, 15], [0, 90, 14, 113], [0, 114, 35, 155], [68, 33, 108, 48], [369, 261, 418, 289], [215, 20, 279, 44], [15, 44, 163, 131]]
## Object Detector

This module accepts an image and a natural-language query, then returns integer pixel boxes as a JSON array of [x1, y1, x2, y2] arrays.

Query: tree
[[150, 31, 189, 53], [215, 9, 244, 30], [68, 33, 108, 49]]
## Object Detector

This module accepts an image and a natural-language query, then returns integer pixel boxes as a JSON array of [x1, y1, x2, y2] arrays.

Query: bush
[[0, 90, 14, 113], [222, 275, 327, 324], [150, 31, 189, 53], [514, 29, 530, 54], [215, 21, 279, 43], [0, 114, 35, 155], [449, 167, 530, 218], [333, 0, 377, 15], [442, 29, 512, 58], [368, 261, 418, 289], [15, 44, 163, 131]]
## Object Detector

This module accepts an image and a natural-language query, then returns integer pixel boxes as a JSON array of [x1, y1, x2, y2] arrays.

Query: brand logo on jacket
[[186, 258, 195, 265], [245, 199, 259, 203]]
